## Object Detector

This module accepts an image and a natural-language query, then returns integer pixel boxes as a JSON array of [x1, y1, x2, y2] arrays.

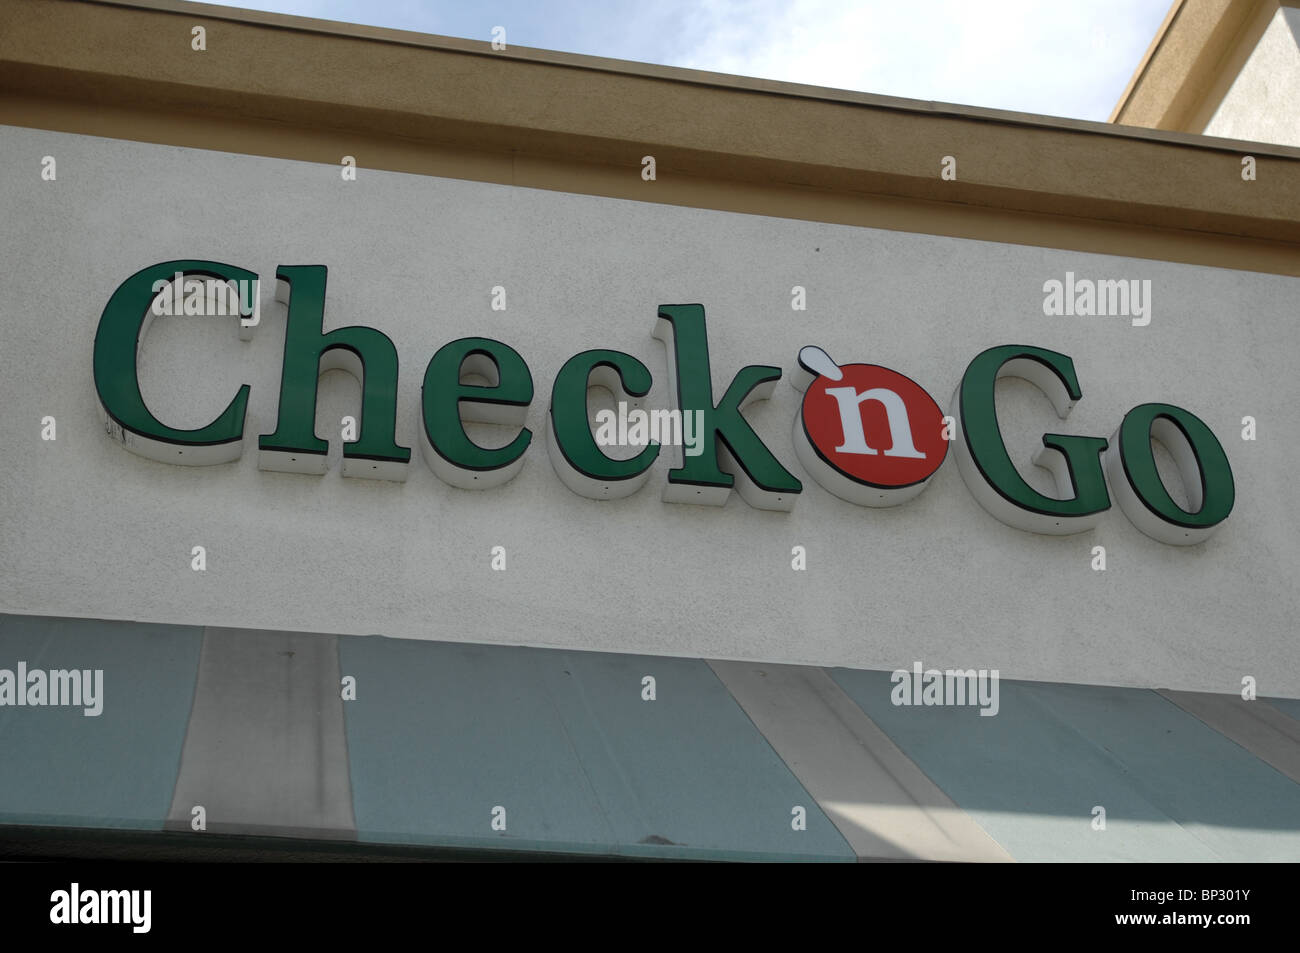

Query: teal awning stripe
[[0, 614, 202, 831], [338, 637, 855, 861]]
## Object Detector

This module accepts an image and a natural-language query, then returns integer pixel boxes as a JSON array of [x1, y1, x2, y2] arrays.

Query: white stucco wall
[[1, 125, 1297, 695], [1203, 5, 1300, 146]]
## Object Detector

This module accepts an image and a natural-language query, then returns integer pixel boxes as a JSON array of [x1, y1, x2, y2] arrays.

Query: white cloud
[[668, 0, 1170, 120]]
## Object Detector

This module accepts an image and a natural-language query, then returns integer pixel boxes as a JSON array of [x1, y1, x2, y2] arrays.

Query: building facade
[[1, 0, 1299, 861]]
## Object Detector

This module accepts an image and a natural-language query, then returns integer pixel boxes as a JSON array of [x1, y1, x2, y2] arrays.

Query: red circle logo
[[801, 361, 947, 488]]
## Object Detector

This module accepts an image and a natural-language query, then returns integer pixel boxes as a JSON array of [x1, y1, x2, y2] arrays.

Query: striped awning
[[2, 613, 1298, 861]]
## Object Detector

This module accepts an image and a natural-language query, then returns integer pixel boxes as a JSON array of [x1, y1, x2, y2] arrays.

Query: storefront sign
[[93, 261, 1236, 545]]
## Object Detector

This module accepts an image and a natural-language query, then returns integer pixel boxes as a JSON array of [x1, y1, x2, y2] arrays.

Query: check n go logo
[[93, 260, 1234, 547]]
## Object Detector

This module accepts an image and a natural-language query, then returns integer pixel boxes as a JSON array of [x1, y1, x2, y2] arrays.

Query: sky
[[203, 0, 1172, 122]]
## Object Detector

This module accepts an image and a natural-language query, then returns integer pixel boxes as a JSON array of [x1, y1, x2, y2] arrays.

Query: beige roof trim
[[3, 0, 1300, 276], [1111, 0, 1281, 132], [1110, 0, 1186, 124]]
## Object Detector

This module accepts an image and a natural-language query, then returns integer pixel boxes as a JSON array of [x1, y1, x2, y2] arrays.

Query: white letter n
[[824, 386, 926, 458]]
